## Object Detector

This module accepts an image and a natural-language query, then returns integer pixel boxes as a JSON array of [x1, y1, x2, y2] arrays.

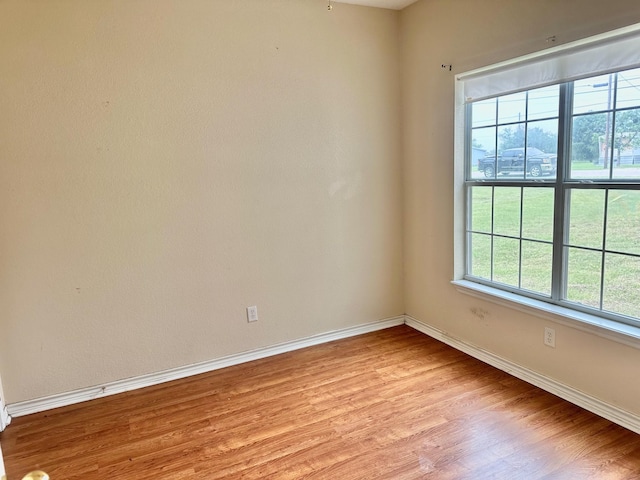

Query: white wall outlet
[[544, 327, 556, 348], [247, 305, 258, 323]]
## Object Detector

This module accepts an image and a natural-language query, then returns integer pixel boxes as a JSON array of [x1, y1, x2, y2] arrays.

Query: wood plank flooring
[[2, 325, 639, 479]]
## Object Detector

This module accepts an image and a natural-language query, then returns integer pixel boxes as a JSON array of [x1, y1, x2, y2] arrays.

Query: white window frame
[[452, 25, 640, 348]]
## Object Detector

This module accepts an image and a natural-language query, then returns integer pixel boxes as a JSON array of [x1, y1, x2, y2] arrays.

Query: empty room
[[2, 0, 640, 478]]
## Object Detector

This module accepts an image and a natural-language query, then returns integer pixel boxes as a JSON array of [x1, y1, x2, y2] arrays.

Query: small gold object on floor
[[1, 472, 50, 480]]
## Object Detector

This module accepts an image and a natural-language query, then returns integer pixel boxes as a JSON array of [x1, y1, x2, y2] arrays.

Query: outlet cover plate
[[544, 327, 556, 348], [247, 306, 258, 323]]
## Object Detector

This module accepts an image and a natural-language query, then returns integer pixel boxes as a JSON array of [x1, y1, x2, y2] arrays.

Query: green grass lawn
[[469, 186, 640, 319]]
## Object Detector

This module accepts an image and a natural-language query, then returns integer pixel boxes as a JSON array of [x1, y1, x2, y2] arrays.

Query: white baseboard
[[0, 404, 9, 432], [405, 315, 640, 435], [7, 316, 405, 418]]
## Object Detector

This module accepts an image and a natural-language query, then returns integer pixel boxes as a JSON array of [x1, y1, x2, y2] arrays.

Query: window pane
[[570, 112, 610, 178], [521, 241, 552, 295], [616, 68, 640, 110], [472, 126, 497, 179], [567, 189, 605, 249], [606, 190, 640, 255], [498, 91, 526, 125], [565, 247, 602, 309], [527, 85, 559, 121], [603, 253, 640, 318], [469, 233, 491, 279], [496, 126, 525, 179], [526, 119, 559, 154], [472, 126, 496, 152], [498, 124, 525, 153], [611, 107, 640, 180], [493, 237, 520, 287], [493, 187, 521, 237], [524, 120, 558, 179], [470, 186, 492, 233], [522, 187, 554, 242], [472, 98, 497, 128], [573, 74, 614, 115]]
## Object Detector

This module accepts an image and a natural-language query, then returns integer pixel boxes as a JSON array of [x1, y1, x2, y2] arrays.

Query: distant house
[[472, 147, 486, 167], [598, 146, 640, 165]]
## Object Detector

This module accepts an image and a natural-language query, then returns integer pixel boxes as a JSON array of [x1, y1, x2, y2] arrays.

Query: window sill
[[451, 279, 640, 350]]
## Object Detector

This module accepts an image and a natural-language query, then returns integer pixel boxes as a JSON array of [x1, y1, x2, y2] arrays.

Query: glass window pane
[[472, 126, 497, 179], [570, 112, 611, 179], [498, 124, 525, 152], [472, 126, 497, 153], [493, 187, 521, 237], [472, 98, 497, 128], [469, 233, 491, 279], [527, 85, 559, 121], [497, 126, 525, 179], [565, 247, 602, 309], [611, 107, 640, 180], [606, 190, 640, 255], [567, 189, 605, 249], [498, 91, 526, 125], [470, 186, 492, 233], [522, 187, 554, 242], [493, 237, 520, 287], [573, 74, 614, 115], [521, 241, 552, 295], [616, 68, 640, 110], [603, 253, 640, 318], [477, 154, 497, 179], [525, 119, 559, 154], [524, 120, 558, 179]]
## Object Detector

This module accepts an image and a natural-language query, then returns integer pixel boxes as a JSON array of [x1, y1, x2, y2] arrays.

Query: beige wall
[[401, 0, 640, 416], [0, 0, 403, 403]]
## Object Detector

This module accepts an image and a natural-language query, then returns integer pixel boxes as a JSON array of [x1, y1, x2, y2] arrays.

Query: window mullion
[[551, 82, 572, 301], [607, 73, 617, 177], [600, 190, 609, 310], [518, 186, 524, 289], [490, 186, 495, 282]]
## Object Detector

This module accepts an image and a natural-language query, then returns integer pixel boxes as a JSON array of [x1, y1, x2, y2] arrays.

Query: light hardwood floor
[[2, 325, 639, 479]]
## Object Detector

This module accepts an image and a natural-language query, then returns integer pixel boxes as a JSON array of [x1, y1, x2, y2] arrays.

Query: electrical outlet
[[544, 327, 556, 348], [247, 306, 258, 323]]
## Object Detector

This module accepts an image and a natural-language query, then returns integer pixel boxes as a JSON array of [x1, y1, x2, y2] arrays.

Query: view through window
[[466, 67, 640, 326]]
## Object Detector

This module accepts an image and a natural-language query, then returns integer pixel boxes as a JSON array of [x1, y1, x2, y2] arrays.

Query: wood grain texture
[[1, 326, 639, 479]]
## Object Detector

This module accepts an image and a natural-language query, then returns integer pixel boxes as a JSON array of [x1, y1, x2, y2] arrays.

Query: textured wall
[[0, 0, 403, 403], [401, 0, 640, 415]]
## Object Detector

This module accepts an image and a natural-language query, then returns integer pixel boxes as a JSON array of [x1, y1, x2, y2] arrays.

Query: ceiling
[[333, 0, 419, 10]]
